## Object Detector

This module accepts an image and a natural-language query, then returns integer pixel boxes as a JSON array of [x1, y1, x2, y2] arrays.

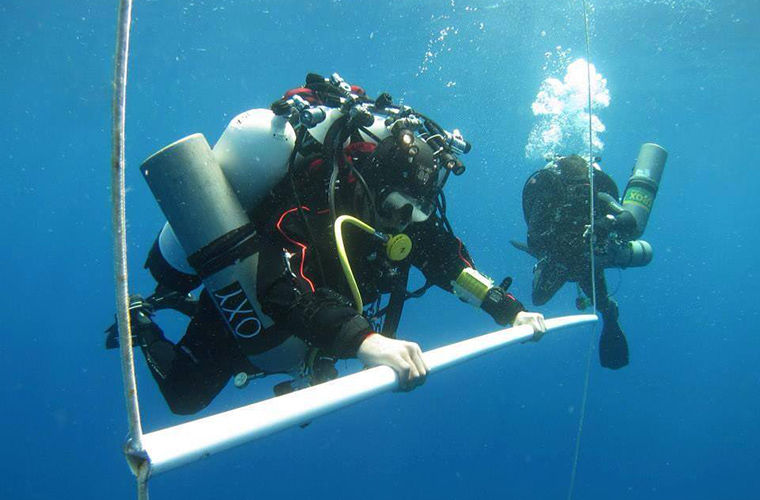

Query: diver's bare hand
[[357, 333, 427, 391], [514, 311, 547, 341]]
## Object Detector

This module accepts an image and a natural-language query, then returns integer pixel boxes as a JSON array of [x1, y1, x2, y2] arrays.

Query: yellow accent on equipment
[[385, 234, 412, 261], [451, 267, 493, 306], [334, 215, 412, 313]]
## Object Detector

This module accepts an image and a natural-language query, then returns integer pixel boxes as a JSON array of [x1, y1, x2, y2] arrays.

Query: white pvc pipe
[[137, 314, 596, 476]]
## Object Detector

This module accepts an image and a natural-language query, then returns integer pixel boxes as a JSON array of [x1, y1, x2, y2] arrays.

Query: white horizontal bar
[[137, 314, 596, 476]]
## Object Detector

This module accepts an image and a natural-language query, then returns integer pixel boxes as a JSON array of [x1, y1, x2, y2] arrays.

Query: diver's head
[[368, 131, 449, 230], [555, 154, 588, 179]]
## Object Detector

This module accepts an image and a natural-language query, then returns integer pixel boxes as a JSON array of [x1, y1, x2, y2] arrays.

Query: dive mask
[[371, 133, 446, 229]]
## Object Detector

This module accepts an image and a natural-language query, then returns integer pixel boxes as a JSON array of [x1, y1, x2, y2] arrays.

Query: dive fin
[[509, 240, 535, 257], [104, 323, 123, 350], [599, 316, 629, 369]]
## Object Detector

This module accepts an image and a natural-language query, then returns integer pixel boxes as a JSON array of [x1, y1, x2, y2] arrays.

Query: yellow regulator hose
[[334, 215, 412, 313]]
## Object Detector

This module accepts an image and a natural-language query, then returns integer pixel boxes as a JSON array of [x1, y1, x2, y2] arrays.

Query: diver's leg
[[580, 269, 629, 369], [139, 291, 236, 414]]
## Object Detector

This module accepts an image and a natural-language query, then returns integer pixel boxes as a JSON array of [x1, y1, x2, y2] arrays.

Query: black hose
[[359, 126, 382, 143], [323, 115, 351, 223], [288, 126, 327, 284], [436, 191, 455, 235], [350, 165, 377, 225]]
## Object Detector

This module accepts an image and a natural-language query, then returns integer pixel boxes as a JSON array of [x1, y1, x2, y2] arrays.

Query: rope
[[568, 2, 598, 499], [137, 462, 151, 500], [567, 324, 595, 500], [111, 0, 144, 473], [583, 0, 598, 315]]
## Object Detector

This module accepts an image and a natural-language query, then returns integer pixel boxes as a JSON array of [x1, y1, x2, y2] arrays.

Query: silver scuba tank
[[621, 143, 668, 238], [608, 239, 653, 268]]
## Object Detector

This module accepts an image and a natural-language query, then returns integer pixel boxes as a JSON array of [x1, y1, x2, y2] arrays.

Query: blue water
[[2, 1, 758, 498]]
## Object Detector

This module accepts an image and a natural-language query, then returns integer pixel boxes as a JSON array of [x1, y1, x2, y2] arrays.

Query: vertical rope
[[583, 0, 598, 314], [568, 2, 597, 499], [137, 463, 151, 500], [111, 0, 144, 457], [567, 326, 594, 500]]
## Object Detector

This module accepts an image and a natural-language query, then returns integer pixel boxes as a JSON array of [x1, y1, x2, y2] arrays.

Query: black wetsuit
[[521, 159, 629, 369], [139, 154, 525, 414]]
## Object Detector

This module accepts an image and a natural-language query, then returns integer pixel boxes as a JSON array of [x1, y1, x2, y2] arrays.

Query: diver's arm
[[409, 216, 544, 333], [261, 279, 427, 388], [523, 169, 561, 256], [595, 192, 638, 239], [261, 283, 374, 358], [452, 267, 547, 338], [406, 215, 476, 292]]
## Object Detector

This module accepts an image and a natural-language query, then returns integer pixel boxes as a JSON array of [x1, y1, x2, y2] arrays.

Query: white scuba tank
[[147, 109, 299, 284], [157, 222, 195, 275], [304, 107, 344, 144], [361, 112, 393, 142], [305, 107, 392, 147], [213, 108, 297, 211]]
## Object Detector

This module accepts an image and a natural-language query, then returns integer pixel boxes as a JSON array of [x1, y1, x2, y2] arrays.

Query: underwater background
[[2, 1, 758, 498]]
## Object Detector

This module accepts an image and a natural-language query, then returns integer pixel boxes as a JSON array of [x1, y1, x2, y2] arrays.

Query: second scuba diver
[[512, 145, 667, 369], [108, 73, 546, 415]]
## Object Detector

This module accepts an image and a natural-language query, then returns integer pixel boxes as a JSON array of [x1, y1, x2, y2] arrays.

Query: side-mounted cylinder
[[143, 222, 201, 294], [621, 143, 668, 238], [607, 239, 653, 269], [140, 133, 272, 339]]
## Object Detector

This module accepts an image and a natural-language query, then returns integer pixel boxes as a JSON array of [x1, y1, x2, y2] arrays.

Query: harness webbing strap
[[186, 223, 260, 279], [381, 262, 410, 339]]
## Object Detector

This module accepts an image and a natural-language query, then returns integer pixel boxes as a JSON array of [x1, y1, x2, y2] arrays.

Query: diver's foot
[[104, 295, 160, 349]]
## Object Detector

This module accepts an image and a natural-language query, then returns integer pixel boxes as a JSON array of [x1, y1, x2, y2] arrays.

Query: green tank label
[[623, 187, 653, 211]]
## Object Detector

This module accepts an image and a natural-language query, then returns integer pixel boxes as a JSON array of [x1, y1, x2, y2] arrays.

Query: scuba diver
[[106, 73, 546, 415], [511, 145, 666, 370]]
